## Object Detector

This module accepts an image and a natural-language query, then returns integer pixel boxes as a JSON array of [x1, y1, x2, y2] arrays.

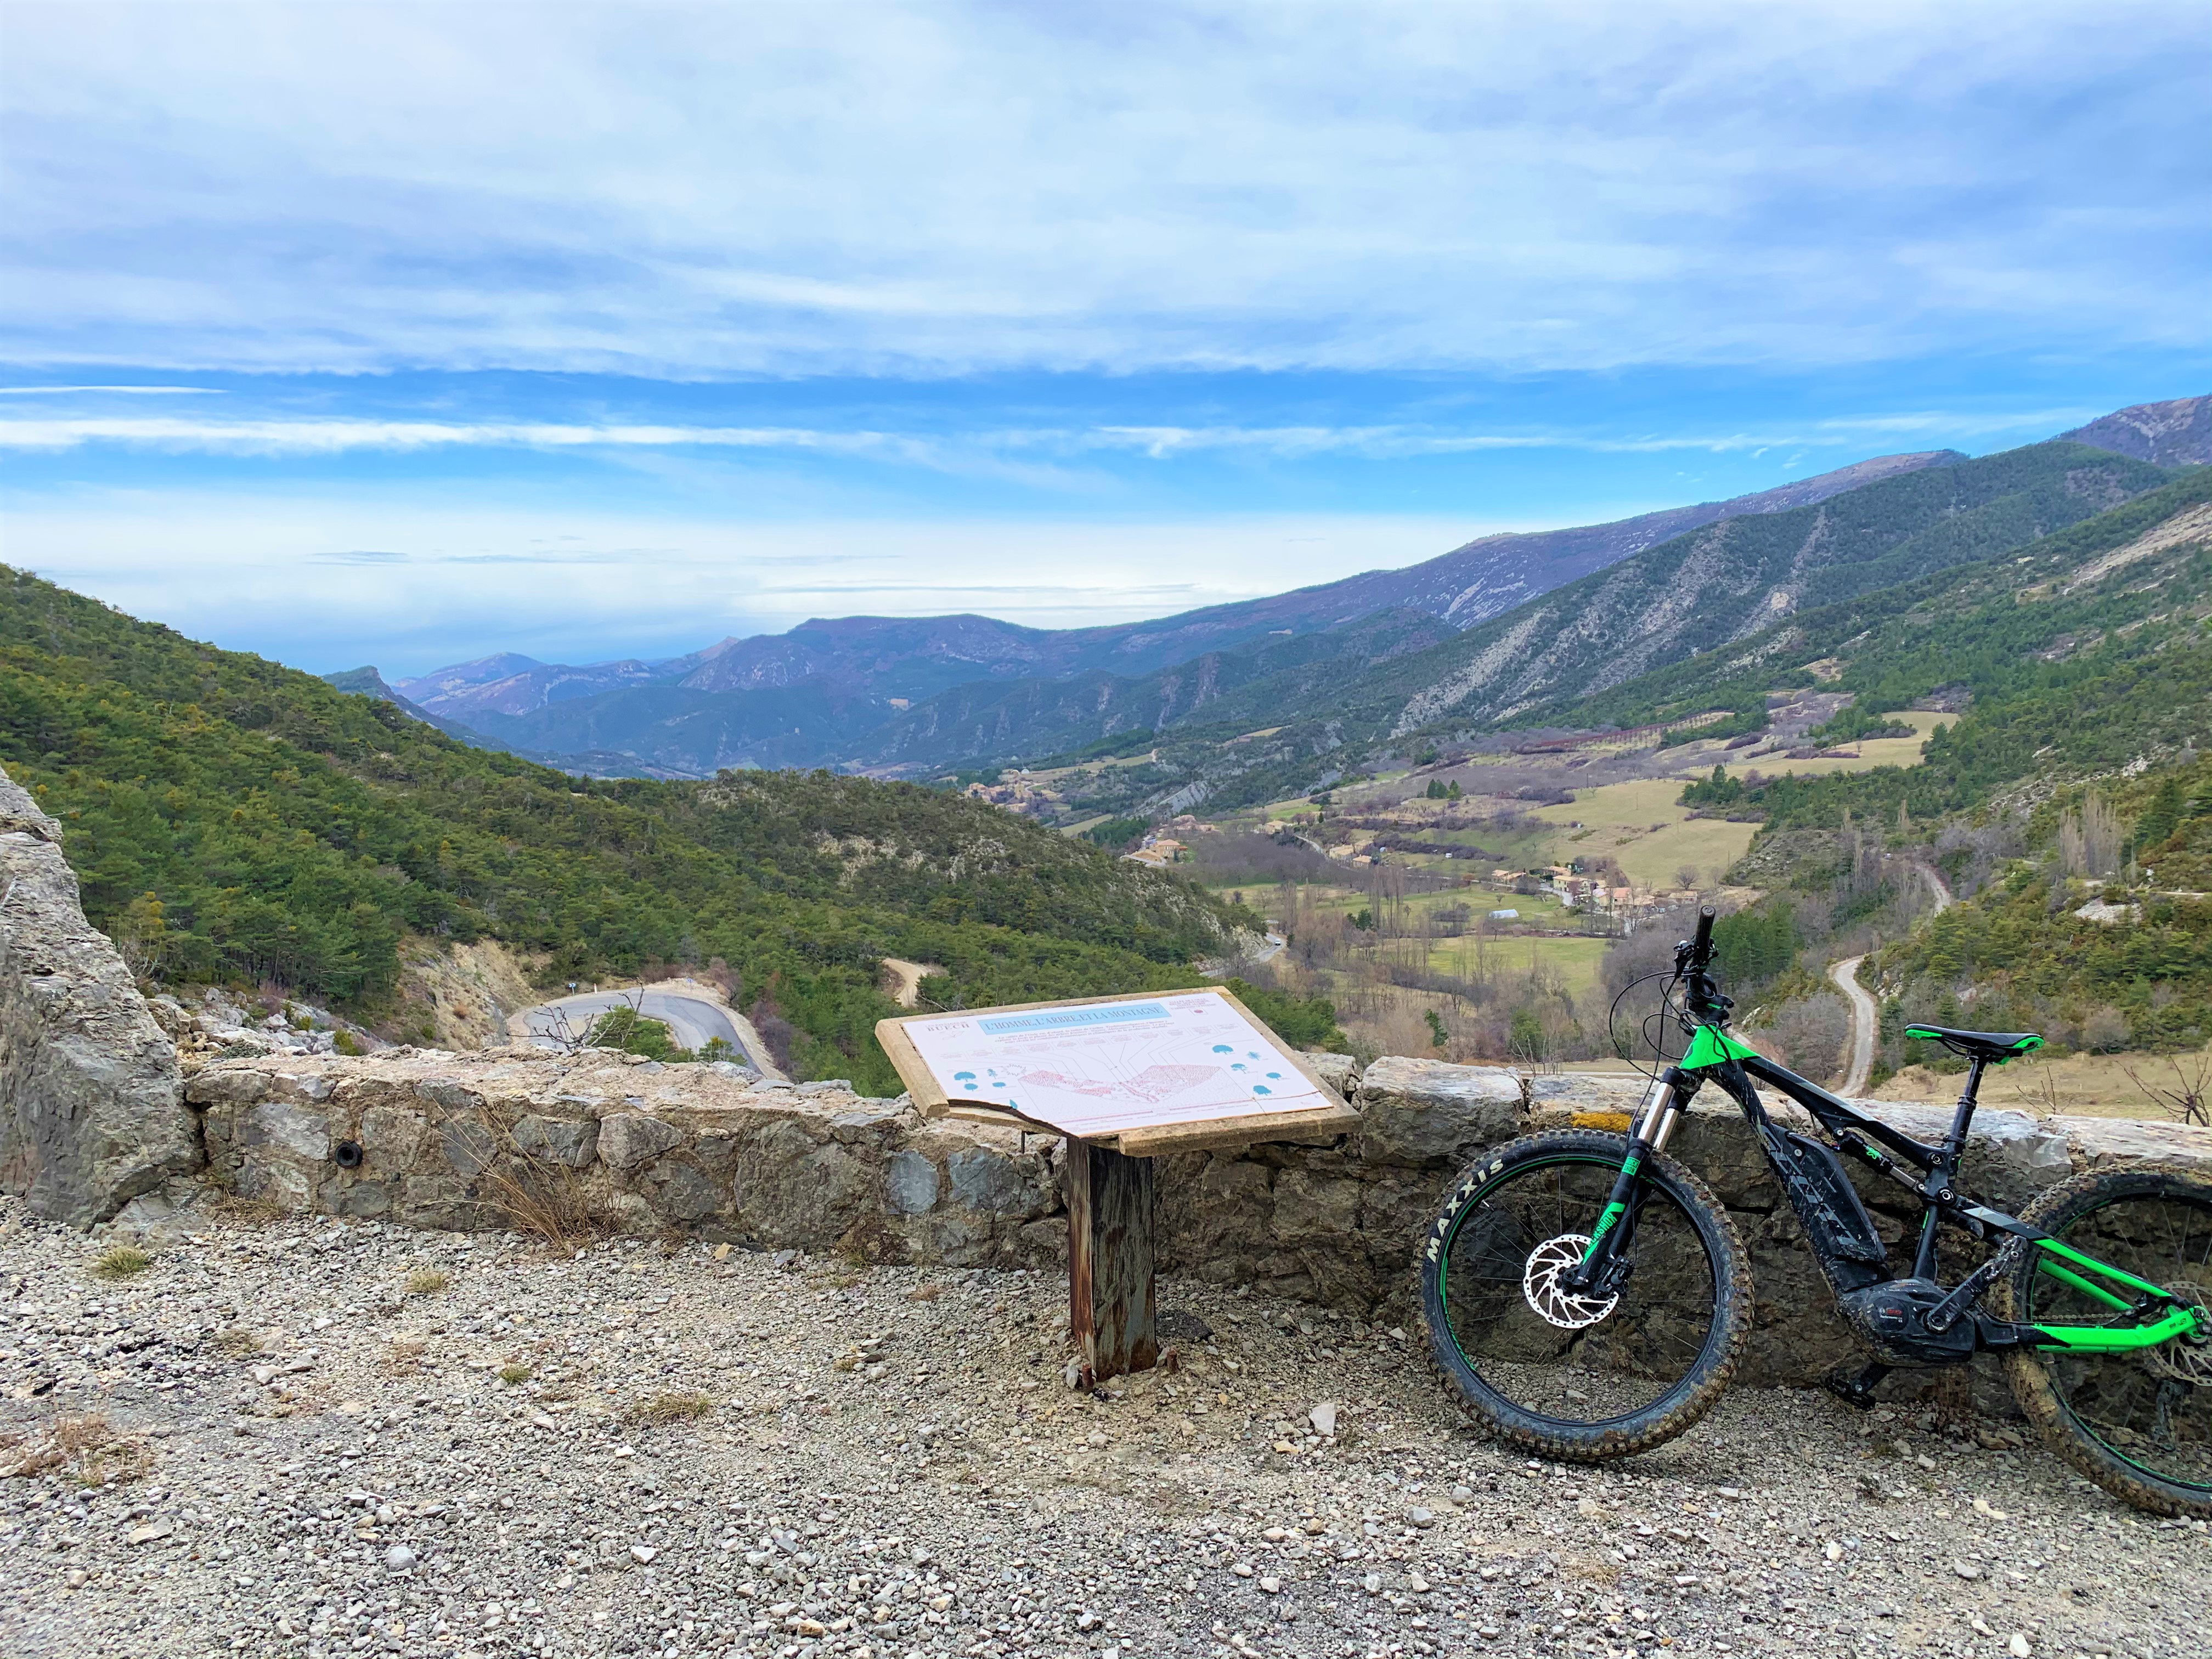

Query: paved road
[[520, 989, 765, 1070], [1829, 954, 1877, 1097]]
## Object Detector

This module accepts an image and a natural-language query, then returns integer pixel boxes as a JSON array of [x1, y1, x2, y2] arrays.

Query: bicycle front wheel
[[1415, 1129, 1750, 1461], [1996, 1160, 2212, 1517]]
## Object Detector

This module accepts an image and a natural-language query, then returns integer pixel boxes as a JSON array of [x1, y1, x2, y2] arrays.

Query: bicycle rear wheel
[[1996, 1160, 2212, 1517], [1415, 1129, 1750, 1460]]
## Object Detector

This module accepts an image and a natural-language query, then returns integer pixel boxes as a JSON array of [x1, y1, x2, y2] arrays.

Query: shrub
[[90, 1245, 151, 1281], [2082, 1005, 2132, 1052], [626, 1391, 712, 1425]]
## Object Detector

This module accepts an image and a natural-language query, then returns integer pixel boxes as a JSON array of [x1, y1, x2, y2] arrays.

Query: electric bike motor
[[1836, 1277, 1980, 1365]]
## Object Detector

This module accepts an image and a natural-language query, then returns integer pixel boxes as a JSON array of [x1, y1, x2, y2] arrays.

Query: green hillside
[[1666, 467, 2212, 832], [0, 566, 1324, 1092]]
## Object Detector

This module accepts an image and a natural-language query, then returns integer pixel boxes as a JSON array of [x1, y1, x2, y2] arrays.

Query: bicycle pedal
[[1823, 1362, 1891, 1410]]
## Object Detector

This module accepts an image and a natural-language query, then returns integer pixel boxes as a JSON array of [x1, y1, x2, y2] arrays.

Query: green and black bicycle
[[1416, 907, 2212, 1516]]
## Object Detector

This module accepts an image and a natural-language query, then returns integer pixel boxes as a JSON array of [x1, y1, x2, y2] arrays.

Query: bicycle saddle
[[1904, 1024, 2044, 1063]]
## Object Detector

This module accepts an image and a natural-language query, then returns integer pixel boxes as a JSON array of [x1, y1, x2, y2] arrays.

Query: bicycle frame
[[1575, 1024, 2208, 1358]]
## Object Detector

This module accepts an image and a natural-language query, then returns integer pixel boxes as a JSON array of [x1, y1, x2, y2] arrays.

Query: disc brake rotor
[[1522, 1233, 1621, 1330], [2146, 1288, 2212, 1386]]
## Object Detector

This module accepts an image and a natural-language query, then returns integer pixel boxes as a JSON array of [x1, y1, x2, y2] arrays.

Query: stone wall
[[176, 1042, 2212, 1387], [0, 763, 199, 1227]]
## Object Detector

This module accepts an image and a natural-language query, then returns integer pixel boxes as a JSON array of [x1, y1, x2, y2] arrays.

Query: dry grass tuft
[[471, 1107, 617, 1252], [89, 1245, 152, 1281], [405, 1268, 449, 1296], [206, 1189, 286, 1226], [906, 1283, 943, 1302], [498, 1362, 534, 1385], [3, 1415, 154, 1486], [625, 1390, 712, 1426]]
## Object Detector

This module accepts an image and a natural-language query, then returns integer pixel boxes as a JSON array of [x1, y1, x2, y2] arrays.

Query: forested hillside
[[0, 567, 1314, 1092], [1666, 468, 2212, 832]]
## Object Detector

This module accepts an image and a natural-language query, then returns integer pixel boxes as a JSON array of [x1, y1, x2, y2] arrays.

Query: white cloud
[[0, 385, 223, 396], [0, 407, 2102, 462], [2, 493, 1516, 674], [3, 2, 2203, 376]]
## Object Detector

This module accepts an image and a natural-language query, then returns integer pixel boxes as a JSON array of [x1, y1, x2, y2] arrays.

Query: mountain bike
[[1415, 908, 2212, 1515]]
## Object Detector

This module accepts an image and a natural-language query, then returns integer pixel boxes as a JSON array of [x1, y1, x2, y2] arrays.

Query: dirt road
[[1829, 955, 1878, 1096]]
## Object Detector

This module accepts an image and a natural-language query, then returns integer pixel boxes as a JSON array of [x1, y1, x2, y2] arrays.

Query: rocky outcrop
[[177, 1040, 2212, 1388], [0, 764, 199, 1226]]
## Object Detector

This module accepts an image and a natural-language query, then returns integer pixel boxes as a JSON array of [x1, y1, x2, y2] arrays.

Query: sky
[[2, 2, 2207, 676]]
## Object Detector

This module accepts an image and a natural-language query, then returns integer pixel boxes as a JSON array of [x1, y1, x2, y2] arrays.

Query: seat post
[[1911, 1055, 1986, 1280], [1946, 1056, 1987, 1152]]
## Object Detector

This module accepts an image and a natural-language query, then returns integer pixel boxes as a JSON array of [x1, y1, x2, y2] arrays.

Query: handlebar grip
[[1691, 906, 1716, 962]]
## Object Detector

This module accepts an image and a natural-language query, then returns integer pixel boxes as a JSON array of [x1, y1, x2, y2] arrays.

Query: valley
[[10, 395, 2211, 1110]]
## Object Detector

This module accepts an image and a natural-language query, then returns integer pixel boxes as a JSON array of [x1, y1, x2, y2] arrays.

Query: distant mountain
[[380, 448, 1964, 774], [1319, 439, 2175, 740], [396, 652, 659, 722], [324, 665, 673, 778], [864, 438, 2175, 781], [861, 607, 1458, 768], [458, 678, 896, 775], [323, 665, 495, 746], [2061, 394, 2212, 469], [1227, 448, 1965, 634], [356, 397, 2202, 781]]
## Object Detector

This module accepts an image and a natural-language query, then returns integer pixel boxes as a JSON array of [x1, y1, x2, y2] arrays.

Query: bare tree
[[2123, 1053, 2212, 1127], [2059, 791, 2123, 878]]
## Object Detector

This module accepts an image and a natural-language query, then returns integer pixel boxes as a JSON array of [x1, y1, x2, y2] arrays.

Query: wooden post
[[1065, 1138, 1158, 1384]]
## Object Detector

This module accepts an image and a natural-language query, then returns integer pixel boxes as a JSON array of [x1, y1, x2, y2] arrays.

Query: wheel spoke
[[1440, 1154, 1722, 1431]]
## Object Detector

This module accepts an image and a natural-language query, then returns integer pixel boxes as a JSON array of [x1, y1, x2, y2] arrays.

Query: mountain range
[[331, 394, 2209, 789]]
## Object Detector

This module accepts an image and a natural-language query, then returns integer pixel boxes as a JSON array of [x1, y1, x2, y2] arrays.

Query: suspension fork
[[1566, 1069, 1689, 1291]]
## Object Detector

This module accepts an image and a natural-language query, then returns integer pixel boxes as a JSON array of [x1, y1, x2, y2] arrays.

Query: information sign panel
[[877, 987, 1358, 1154]]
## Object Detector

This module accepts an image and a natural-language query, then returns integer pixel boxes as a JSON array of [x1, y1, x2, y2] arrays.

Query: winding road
[[516, 981, 783, 1077], [1829, 956, 1878, 1097], [1827, 860, 1954, 1097]]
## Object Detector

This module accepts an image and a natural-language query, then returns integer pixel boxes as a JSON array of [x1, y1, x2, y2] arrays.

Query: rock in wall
[[0, 763, 200, 1226]]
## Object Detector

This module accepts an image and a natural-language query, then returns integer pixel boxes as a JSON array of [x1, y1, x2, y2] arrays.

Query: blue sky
[[2, 2, 2207, 675]]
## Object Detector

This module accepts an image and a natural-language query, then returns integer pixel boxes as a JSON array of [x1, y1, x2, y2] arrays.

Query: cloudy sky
[[3, 2, 2207, 675]]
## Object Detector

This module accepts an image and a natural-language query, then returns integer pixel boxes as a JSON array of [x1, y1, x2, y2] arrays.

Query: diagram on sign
[[895, 990, 1334, 1139]]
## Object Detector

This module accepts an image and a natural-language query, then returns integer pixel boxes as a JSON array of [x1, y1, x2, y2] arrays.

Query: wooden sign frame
[[876, 985, 1359, 1157]]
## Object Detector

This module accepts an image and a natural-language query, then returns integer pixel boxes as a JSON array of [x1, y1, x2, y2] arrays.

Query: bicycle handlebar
[[1673, 907, 1728, 1022], [1691, 906, 1715, 964]]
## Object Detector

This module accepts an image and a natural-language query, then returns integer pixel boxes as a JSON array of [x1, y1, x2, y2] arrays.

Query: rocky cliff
[[0, 762, 199, 1226]]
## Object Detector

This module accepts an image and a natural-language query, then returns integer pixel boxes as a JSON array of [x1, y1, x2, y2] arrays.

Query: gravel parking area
[[1, 1195, 2204, 1659]]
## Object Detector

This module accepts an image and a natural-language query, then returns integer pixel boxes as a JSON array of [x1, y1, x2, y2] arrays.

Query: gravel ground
[[1, 1194, 2204, 1659]]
